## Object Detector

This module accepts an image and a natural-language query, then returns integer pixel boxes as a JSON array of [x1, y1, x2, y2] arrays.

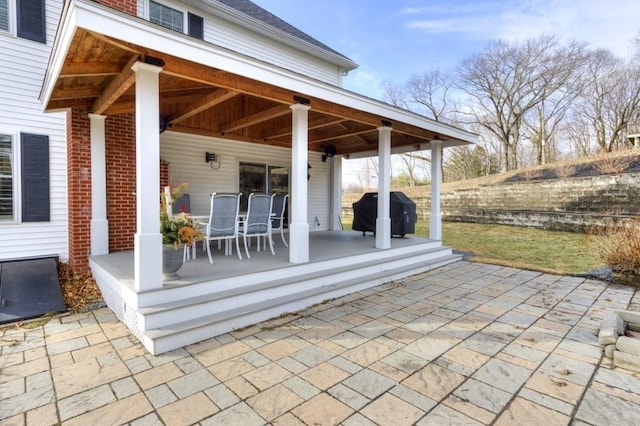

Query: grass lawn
[[342, 219, 603, 275]]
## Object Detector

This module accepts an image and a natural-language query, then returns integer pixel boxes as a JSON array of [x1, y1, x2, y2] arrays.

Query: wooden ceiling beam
[[91, 55, 139, 114], [170, 89, 238, 125], [89, 31, 141, 54], [170, 123, 291, 148], [46, 98, 93, 111], [221, 104, 291, 133], [50, 86, 103, 99], [61, 34, 443, 146], [265, 116, 346, 139], [309, 127, 374, 145], [59, 62, 122, 77], [129, 49, 439, 143]]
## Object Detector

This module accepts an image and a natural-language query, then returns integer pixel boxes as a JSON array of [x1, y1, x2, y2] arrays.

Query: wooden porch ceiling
[[46, 29, 445, 155]]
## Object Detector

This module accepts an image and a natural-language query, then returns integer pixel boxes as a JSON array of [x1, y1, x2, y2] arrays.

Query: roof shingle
[[216, 0, 353, 62]]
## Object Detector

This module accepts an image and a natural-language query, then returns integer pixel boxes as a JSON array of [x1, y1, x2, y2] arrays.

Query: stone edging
[[599, 310, 640, 372]]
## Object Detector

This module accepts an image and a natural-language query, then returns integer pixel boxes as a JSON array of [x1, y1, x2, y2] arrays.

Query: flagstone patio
[[2, 261, 640, 425]]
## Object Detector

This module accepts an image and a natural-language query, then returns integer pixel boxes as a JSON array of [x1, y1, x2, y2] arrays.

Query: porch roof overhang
[[41, 0, 477, 157]]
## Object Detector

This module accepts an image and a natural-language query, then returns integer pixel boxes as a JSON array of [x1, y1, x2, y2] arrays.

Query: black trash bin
[[352, 192, 417, 237]]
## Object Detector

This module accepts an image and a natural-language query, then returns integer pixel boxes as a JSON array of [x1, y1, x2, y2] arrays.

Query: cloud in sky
[[251, 0, 639, 99], [402, 0, 640, 58]]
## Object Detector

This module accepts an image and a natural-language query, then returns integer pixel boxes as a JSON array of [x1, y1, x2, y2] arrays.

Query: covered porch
[[41, 0, 476, 353], [90, 232, 459, 354]]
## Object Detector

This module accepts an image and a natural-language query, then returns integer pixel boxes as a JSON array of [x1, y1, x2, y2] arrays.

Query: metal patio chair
[[204, 192, 243, 263], [270, 193, 288, 247], [241, 193, 275, 259]]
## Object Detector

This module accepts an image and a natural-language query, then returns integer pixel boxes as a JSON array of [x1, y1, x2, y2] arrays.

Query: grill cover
[[352, 192, 417, 236]]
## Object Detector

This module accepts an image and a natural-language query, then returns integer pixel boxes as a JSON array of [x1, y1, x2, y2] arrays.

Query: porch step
[[142, 247, 460, 354], [139, 244, 447, 316]]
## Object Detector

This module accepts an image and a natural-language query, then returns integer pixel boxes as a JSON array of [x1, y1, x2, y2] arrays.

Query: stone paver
[[2, 261, 640, 424]]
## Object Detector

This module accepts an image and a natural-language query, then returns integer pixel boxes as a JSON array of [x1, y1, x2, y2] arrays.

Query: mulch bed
[[57, 262, 104, 312]]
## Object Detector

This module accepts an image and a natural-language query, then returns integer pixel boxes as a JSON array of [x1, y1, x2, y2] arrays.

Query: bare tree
[[403, 70, 455, 122], [381, 79, 409, 109], [456, 36, 581, 171], [444, 144, 500, 181], [520, 41, 588, 164], [572, 49, 640, 152], [383, 69, 458, 182], [397, 154, 419, 187], [562, 118, 594, 156]]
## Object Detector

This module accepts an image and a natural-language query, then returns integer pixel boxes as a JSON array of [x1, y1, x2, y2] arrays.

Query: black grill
[[352, 192, 417, 237]]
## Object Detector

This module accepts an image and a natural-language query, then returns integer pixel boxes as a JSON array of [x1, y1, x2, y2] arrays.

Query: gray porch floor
[[90, 230, 437, 287], [2, 261, 640, 424]]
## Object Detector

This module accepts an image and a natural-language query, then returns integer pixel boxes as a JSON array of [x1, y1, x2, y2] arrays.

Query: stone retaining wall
[[343, 172, 640, 233]]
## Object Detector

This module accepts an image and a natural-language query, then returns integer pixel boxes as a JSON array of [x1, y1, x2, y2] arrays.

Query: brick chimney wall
[[95, 0, 137, 15], [67, 107, 92, 275], [105, 114, 137, 253]]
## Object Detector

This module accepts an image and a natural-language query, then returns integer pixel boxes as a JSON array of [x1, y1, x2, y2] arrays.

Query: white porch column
[[289, 103, 310, 263], [376, 126, 392, 249], [329, 155, 342, 231], [430, 141, 443, 240], [89, 113, 109, 255], [132, 61, 163, 291]]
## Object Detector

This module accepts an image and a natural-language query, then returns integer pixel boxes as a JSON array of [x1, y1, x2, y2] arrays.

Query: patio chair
[[241, 193, 275, 259], [204, 192, 243, 263], [270, 193, 288, 247]]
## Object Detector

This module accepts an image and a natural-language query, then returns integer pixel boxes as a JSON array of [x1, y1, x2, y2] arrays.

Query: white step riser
[[151, 254, 460, 354], [143, 248, 453, 330], [137, 241, 442, 306]]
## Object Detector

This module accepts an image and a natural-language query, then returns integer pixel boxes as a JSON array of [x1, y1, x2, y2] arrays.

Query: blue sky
[[252, 0, 640, 100]]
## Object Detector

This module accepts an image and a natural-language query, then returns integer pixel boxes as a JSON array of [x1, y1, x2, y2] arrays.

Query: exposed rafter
[[91, 55, 139, 114], [265, 116, 347, 140], [43, 29, 472, 155], [170, 89, 238, 125], [309, 124, 374, 145], [221, 104, 291, 133], [59, 62, 122, 78]]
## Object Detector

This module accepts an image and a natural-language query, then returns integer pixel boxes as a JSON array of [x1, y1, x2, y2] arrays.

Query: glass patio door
[[239, 162, 289, 211]]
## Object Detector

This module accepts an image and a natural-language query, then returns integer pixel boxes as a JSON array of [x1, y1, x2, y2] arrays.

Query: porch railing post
[[376, 126, 392, 249], [289, 103, 310, 263], [330, 155, 342, 231], [430, 140, 443, 240], [89, 113, 109, 255], [132, 61, 163, 291]]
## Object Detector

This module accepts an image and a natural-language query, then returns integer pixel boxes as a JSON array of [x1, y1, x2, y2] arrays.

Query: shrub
[[594, 150, 632, 175], [589, 218, 640, 275], [553, 159, 577, 178]]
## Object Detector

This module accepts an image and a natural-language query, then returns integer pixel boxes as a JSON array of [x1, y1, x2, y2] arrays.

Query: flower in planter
[[160, 183, 203, 249]]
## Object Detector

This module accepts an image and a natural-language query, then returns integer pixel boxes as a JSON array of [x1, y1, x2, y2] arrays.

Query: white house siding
[[138, 0, 343, 86], [203, 15, 342, 86], [0, 0, 68, 261], [160, 131, 331, 230]]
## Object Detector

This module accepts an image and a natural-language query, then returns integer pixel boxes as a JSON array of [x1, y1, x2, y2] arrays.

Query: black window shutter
[[188, 13, 203, 40], [21, 133, 49, 222], [17, 0, 46, 44]]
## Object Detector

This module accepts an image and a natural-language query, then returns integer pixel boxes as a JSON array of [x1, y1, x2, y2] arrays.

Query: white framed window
[[147, 0, 203, 40], [0, 131, 50, 223], [0, 0, 46, 43], [149, 0, 183, 32], [0, 0, 10, 33], [0, 133, 16, 221]]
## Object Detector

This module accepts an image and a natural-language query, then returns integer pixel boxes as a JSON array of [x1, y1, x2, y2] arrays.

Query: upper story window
[[0, 0, 46, 43], [148, 0, 203, 40], [149, 0, 182, 32]]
